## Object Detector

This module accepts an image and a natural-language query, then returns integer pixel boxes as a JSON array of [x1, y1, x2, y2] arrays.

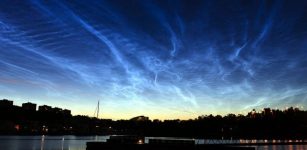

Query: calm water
[[0, 135, 108, 150], [0, 136, 306, 150]]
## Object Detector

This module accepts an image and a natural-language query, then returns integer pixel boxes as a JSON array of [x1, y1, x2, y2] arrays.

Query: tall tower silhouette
[[94, 100, 100, 118]]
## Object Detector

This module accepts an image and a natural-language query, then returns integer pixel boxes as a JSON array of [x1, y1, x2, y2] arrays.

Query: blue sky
[[0, 0, 307, 119]]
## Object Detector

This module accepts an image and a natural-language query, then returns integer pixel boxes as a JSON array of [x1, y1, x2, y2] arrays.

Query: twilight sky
[[0, 0, 307, 119]]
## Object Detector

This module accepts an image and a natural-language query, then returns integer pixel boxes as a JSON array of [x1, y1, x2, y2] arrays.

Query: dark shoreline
[[1, 102, 307, 139]]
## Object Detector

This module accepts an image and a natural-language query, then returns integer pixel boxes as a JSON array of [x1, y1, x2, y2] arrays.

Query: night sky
[[1, 0, 307, 119]]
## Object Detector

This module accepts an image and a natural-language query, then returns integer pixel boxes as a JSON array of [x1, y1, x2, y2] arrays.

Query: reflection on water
[[257, 145, 307, 150], [0, 136, 306, 150], [0, 135, 109, 150]]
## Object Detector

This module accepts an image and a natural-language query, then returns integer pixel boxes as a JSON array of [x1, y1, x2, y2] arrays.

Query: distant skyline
[[0, 0, 307, 120]]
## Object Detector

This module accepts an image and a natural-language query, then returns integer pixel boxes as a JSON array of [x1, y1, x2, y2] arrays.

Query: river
[[0, 136, 306, 150]]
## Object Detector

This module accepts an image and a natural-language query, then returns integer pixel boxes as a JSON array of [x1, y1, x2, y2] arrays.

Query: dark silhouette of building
[[130, 116, 149, 121], [38, 105, 52, 112], [0, 99, 13, 109], [63, 109, 72, 116], [22, 102, 37, 111], [52, 107, 63, 114]]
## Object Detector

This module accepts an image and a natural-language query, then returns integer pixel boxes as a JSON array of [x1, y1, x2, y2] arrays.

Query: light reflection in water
[[40, 135, 45, 150], [61, 137, 64, 150], [272, 144, 277, 150]]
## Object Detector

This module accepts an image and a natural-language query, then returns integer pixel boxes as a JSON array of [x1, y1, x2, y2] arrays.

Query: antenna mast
[[94, 100, 100, 118], [97, 100, 99, 118]]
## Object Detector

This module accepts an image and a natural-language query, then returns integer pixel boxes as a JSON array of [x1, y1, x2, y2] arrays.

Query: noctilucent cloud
[[0, 0, 307, 119]]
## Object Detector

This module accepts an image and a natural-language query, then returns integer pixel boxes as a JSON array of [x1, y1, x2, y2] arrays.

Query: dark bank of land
[[1, 99, 307, 139]]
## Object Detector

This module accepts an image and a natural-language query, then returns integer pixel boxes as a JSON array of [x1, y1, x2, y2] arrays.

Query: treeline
[[1, 107, 307, 139], [110, 107, 307, 139]]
